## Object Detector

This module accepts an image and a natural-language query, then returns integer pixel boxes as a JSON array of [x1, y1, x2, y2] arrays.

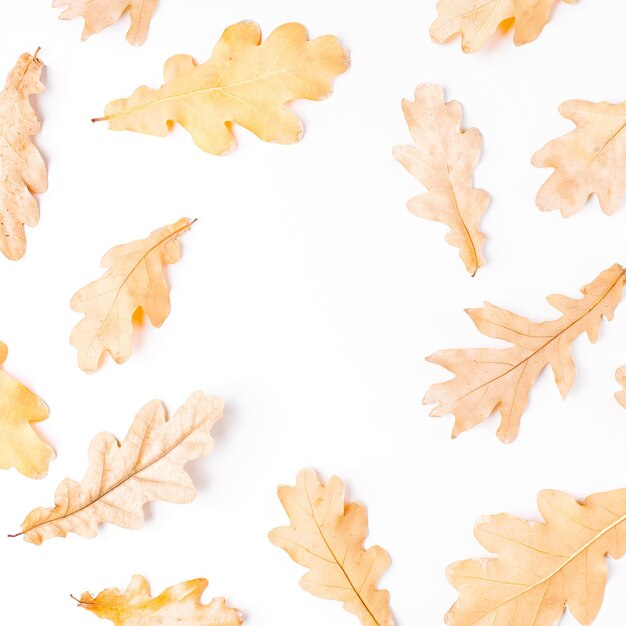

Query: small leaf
[[425, 264, 626, 442], [76, 575, 243, 626], [393, 84, 489, 276], [70, 217, 194, 372], [269, 468, 394, 626], [93, 21, 350, 155], [13, 391, 223, 544], [446, 487, 626, 625]]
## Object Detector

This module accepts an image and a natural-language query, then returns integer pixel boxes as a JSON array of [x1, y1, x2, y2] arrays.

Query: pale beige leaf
[[424, 264, 626, 443], [70, 217, 193, 372], [93, 21, 350, 155], [430, 0, 576, 53], [76, 575, 243, 626], [615, 365, 626, 408], [533, 100, 626, 216], [393, 84, 489, 276], [446, 488, 626, 626], [269, 468, 394, 626], [53, 0, 158, 46], [0, 49, 47, 260], [0, 342, 54, 479], [12, 391, 223, 544]]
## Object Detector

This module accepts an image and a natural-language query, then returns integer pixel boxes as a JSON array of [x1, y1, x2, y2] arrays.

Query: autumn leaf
[[0, 49, 47, 260], [53, 0, 158, 46], [70, 217, 194, 373], [446, 487, 626, 626], [393, 84, 489, 276], [75, 575, 243, 626], [11, 391, 223, 544], [92, 20, 350, 155], [269, 468, 394, 626], [0, 342, 54, 479], [424, 264, 626, 443], [430, 0, 576, 53], [615, 366, 626, 408], [533, 100, 626, 216]]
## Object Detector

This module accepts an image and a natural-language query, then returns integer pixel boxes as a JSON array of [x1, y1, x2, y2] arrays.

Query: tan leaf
[[615, 365, 626, 408], [0, 49, 47, 260], [446, 487, 626, 626], [430, 0, 576, 53], [269, 468, 394, 626], [12, 391, 223, 544], [75, 575, 243, 626], [424, 264, 626, 443], [533, 100, 626, 216], [53, 0, 158, 46], [92, 20, 350, 155], [393, 84, 489, 276], [0, 342, 54, 479], [70, 217, 194, 373]]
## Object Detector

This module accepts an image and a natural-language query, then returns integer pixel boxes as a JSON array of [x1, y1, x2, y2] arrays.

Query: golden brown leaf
[[269, 468, 394, 626], [446, 487, 626, 626], [0, 49, 47, 260], [75, 575, 243, 626], [393, 84, 489, 276], [430, 0, 576, 53], [533, 100, 626, 216], [53, 0, 158, 46], [70, 217, 193, 373], [12, 391, 223, 544], [93, 21, 350, 155], [0, 342, 54, 479], [424, 264, 626, 443]]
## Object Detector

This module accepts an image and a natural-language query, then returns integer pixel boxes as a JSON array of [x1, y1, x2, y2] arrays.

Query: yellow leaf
[[393, 84, 489, 276], [430, 0, 577, 53], [533, 100, 626, 216], [12, 391, 223, 544], [0, 49, 47, 260], [53, 0, 158, 46], [425, 264, 626, 443], [446, 487, 626, 626], [70, 217, 194, 373], [269, 468, 394, 626], [93, 20, 350, 155], [0, 342, 54, 479], [76, 575, 243, 626]]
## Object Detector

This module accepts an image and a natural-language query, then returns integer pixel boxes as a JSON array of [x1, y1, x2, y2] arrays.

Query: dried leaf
[[393, 84, 489, 276], [424, 264, 626, 443], [53, 0, 158, 46], [12, 391, 223, 544], [430, 0, 576, 53], [446, 487, 626, 626], [0, 49, 47, 260], [533, 100, 626, 216], [0, 342, 54, 479], [615, 366, 626, 408], [269, 468, 394, 626], [93, 20, 350, 155], [76, 575, 243, 626], [70, 217, 193, 372]]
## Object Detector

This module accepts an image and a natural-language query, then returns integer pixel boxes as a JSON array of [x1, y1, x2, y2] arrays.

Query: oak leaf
[[430, 0, 576, 53], [92, 20, 350, 155], [615, 366, 626, 408], [75, 575, 243, 626], [70, 217, 194, 372], [12, 391, 223, 544], [0, 49, 47, 260], [424, 264, 626, 443], [0, 342, 54, 479], [446, 487, 626, 626], [53, 0, 158, 46], [533, 100, 626, 216], [393, 84, 489, 276], [269, 468, 394, 626]]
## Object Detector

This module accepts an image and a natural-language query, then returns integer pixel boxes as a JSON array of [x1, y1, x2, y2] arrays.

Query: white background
[[1, 1, 626, 624]]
